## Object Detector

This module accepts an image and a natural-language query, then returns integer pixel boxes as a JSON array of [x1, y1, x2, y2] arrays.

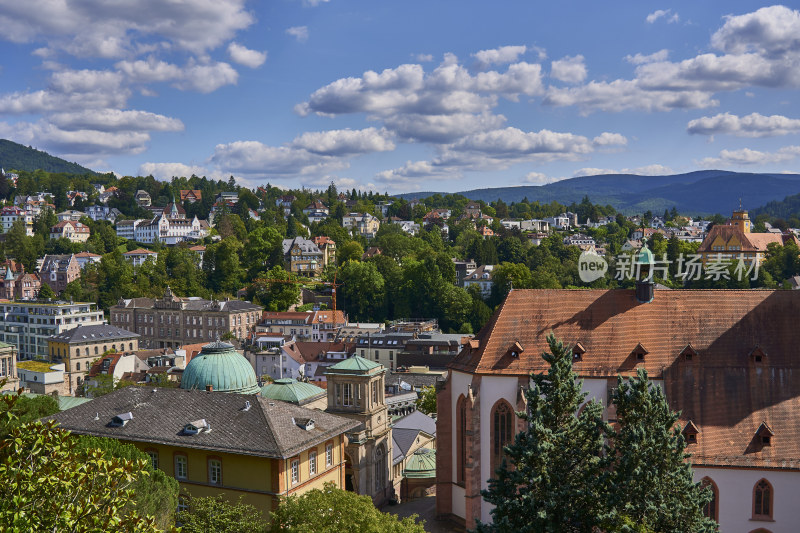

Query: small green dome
[[261, 378, 325, 405], [637, 238, 654, 266], [180, 341, 260, 394], [403, 448, 436, 479]]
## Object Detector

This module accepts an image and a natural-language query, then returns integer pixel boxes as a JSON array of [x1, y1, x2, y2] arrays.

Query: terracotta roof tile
[[450, 288, 800, 470]]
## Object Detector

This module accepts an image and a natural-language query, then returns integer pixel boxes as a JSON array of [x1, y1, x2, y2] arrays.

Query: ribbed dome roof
[[403, 448, 436, 479], [261, 378, 326, 405], [180, 341, 260, 394]]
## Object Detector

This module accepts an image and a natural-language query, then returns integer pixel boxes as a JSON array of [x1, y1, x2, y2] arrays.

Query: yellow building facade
[[48, 387, 359, 518]]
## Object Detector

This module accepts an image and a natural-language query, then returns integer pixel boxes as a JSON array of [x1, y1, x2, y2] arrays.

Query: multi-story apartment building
[[40, 254, 81, 294], [283, 237, 325, 277], [0, 206, 35, 235], [50, 220, 90, 242], [109, 287, 262, 349], [342, 213, 380, 239], [0, 300, 105, 360], [115, 219, 146, 241], [312, 236, 337, 267], [354, 332, 415, 372], [48, 324, 140, 393], [258, 310, 347, 342], [134, 204, 207, 245]]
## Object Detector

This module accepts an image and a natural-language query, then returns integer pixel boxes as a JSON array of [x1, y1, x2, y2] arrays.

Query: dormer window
[[507, 341, 524, 358], [293, 417, 315, 431], [681, 344, 698, 361], [756, 422, 774, 447], [682, 420, 699, 444], [184, 419, 210, 434], [110, 412, 133, 427], [750, 346, 767, 363], [572, 342, 586, 361], [632, 343, 648, 362]]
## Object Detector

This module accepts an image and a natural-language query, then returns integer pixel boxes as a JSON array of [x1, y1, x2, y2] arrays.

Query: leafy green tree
[[0, 393, 59, 436], [0, 391, 168, 532], [38, 282, 56, 299], [415, 386, 436, 415], [177, 495, 269, 533], [338, 241, 364, 265], [477, 334, 608, 532], [73, 436, 180, 530], [203, 237, 245, 295], [338, 260, 386, 322], [605, 369, 716, 533], [243, 225, 284, 278], [251, 265, 301, 312], [269, 482, 426, 533]]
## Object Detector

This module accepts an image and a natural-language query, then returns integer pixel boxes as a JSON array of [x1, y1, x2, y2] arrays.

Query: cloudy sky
[[1, 1, 800, 193]]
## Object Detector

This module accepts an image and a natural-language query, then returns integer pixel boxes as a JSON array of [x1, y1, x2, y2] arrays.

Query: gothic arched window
[[456, 395, 467, 484], [491, 400, 514, 474], [753, 479, 773, 520], [701, 477, 718, 522]]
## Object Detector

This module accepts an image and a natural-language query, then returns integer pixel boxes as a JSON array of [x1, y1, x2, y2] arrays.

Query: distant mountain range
[[0, 139, 95, 175], [398, 171, 800, 216]]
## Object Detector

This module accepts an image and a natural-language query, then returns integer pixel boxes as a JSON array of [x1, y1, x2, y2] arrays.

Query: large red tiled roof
[[450, 288, 800, 469]]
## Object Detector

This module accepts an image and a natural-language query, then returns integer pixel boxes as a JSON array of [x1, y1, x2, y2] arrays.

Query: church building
[[436, 283, 800, 532]]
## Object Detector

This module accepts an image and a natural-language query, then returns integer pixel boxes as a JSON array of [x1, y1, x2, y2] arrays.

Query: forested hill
[[752, 191, 800, 219], [399, 171, 800, 215], [0, 139, 95, 175]]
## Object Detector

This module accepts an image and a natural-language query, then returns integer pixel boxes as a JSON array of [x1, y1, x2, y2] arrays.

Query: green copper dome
[[403, 448, 436, 479], [261, 378, 325, 405], [637, 238, 654, 266], [180, 341, 260, 394]]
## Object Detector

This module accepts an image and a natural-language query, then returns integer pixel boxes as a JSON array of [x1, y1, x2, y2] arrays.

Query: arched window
[[753, 479, 773, 520], [84, 347, 89, 356], [701, 477, 718, 522], [94, 346, 98, 355], [129, 342, 133, 350], [456, 395, 467, 485], [491, 400, 514, 473], [76, 362, 80, 371], [374, 443, 387, 492]]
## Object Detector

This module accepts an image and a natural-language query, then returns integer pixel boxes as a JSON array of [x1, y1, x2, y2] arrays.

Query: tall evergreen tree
[[477, 334, 608, 532], [605, 369, 716, 533]]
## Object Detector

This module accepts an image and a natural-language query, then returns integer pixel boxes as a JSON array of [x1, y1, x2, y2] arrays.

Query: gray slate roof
[[50, 324, 139, 343], [393, 409, 436, 436], [47, 386, 359, 459]]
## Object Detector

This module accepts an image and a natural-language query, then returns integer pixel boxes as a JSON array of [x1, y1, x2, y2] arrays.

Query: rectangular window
[[147, 450, 159, 470], [291, 459, 299, 484], [177, 496, 189, 514], [343, 383, 352, 407], [208, 459, 222, 485], [326, 443, 333, 467], [309, 451, 317, 476], [389, 350, 393, 361], [372, 382, 378, 404], [374, 350, 379, 360], [175, 455, 187, 480]]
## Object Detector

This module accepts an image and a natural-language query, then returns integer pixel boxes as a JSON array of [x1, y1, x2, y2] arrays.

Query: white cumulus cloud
[[646, 9, 679, 24], [550, 55, 587, 84], [139, 162, 211, 179], [687, 112, 800, 137], [473, 45, 528, 68], [227, 42, 267, 68], [697, 146, 800, 167], [286, 26, 309, 43]]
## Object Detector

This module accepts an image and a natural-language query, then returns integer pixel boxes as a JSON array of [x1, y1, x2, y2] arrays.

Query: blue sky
[[1, 1, 800, 194]]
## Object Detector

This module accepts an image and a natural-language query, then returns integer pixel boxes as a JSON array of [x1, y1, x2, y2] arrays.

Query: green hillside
[[0, 139, 95, 175], [399, 171, 800, 215]]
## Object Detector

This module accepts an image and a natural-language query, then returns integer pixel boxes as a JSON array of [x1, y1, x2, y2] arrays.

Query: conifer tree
[[476, 334, 608, 532], [605, 369, 717, 533]]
